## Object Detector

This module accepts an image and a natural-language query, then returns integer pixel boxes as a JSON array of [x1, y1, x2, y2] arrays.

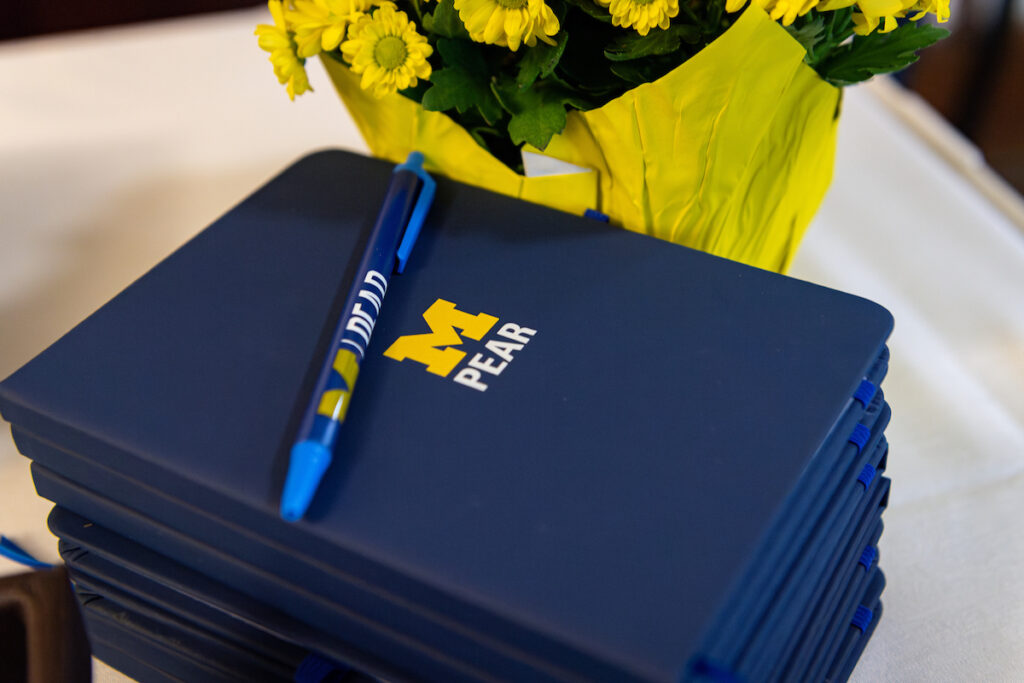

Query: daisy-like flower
[[341, 3, 433, 98], [255, 0, 313, 100], [596, 0, 679, 36], [725, 0, 818, 26], [454, 0, 560, 51], [287, 0, 376, 58], [908, 0, 950, 22], [818, 0, 945, 34]]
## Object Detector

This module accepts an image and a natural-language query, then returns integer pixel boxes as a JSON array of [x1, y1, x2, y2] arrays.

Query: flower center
[[495, 0, 528, 8], [374, 36, 408, 70]]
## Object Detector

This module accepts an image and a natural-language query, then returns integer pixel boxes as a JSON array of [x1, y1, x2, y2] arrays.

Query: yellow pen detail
[[316, 349, 362, 421]]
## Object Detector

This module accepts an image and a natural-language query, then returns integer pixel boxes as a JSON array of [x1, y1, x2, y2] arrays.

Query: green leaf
[[421, 38, 504, 123], [608, 55, 677, 84], [603, 24, 699, 62], [493, 79, 579, 149], [476, 92, 504, 125], [818, 22, 949, 86], [516, 32, 570, 90], [422, 0, 469, 39], [422, 68, 487, 112], [435, 36, 482, 69], [784, 16, 825, 60], [508, 100, 567, 149]]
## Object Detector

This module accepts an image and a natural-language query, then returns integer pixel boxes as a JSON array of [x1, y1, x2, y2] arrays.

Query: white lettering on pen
[[342, 270, 390, 357]]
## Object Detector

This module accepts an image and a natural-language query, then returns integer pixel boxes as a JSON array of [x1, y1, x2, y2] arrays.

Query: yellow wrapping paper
[[322, 5, 840, 272]]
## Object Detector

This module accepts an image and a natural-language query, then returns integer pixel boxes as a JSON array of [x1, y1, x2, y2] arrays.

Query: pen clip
[[394, 152, 436, 274]]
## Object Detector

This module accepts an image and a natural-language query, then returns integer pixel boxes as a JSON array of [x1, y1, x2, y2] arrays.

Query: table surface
[[1, 8, 1023, 682]]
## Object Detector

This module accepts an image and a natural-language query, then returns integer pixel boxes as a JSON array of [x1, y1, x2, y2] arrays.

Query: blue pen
[[280, 152, 436, 522]]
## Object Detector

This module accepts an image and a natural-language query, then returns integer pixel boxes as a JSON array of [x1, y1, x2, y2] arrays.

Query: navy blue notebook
[[8, 350, 891, 682], [0, 150, 893, 682], [32, 401, 887, 682], [31, 402, 886, 682]]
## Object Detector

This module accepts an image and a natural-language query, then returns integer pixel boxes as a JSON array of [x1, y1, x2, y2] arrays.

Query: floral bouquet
[[256, 0, 948, 271]]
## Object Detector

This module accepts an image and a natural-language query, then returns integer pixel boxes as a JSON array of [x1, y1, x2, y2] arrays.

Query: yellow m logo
[[383, 299, 498, 376]]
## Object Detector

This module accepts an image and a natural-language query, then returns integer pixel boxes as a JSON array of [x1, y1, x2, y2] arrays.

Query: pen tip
[[280, 441, 333, 523]]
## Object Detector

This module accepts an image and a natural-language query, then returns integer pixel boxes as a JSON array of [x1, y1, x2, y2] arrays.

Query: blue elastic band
[[584, 208, 610, 222], [0, 536, 52, 569], [852, 605, 874, 633], [853, 379, 877, 407], [294, 653, 348, 683], [857, 464, 877, 489], [848, 423, 871, 453], [858, 545, 877, 570]]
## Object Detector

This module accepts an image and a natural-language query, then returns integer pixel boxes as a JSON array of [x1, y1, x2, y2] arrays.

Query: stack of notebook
[[0, 150, 893, 682]]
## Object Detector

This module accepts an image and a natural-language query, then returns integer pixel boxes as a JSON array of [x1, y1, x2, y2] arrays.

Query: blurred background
[[1, 0, 1021, 194]]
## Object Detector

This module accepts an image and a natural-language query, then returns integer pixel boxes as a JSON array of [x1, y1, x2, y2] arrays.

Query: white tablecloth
[[1, 9, 1022, 681]]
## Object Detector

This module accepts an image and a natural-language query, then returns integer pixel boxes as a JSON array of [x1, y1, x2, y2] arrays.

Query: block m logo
[[383, 299, 498, 376]]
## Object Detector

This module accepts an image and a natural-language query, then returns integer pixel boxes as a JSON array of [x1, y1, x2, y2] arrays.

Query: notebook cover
[[18, 381, 889, 683], [0, 150, 893, 682], [7, 350, 890, 683], [31, 413, 888, 683], [37, 395, 888, 683]]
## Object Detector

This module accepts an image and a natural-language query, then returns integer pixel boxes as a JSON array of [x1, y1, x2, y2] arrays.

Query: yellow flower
[[287, 0, 376, 58], [818, 0, 948, 34], [256, 0, 313, 100], [454, 0, 560, 51], [341, 3, 433, 98], [725, 0, 819, 26], [908, 0, 949, 22], [596, 0, 679, 35]]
